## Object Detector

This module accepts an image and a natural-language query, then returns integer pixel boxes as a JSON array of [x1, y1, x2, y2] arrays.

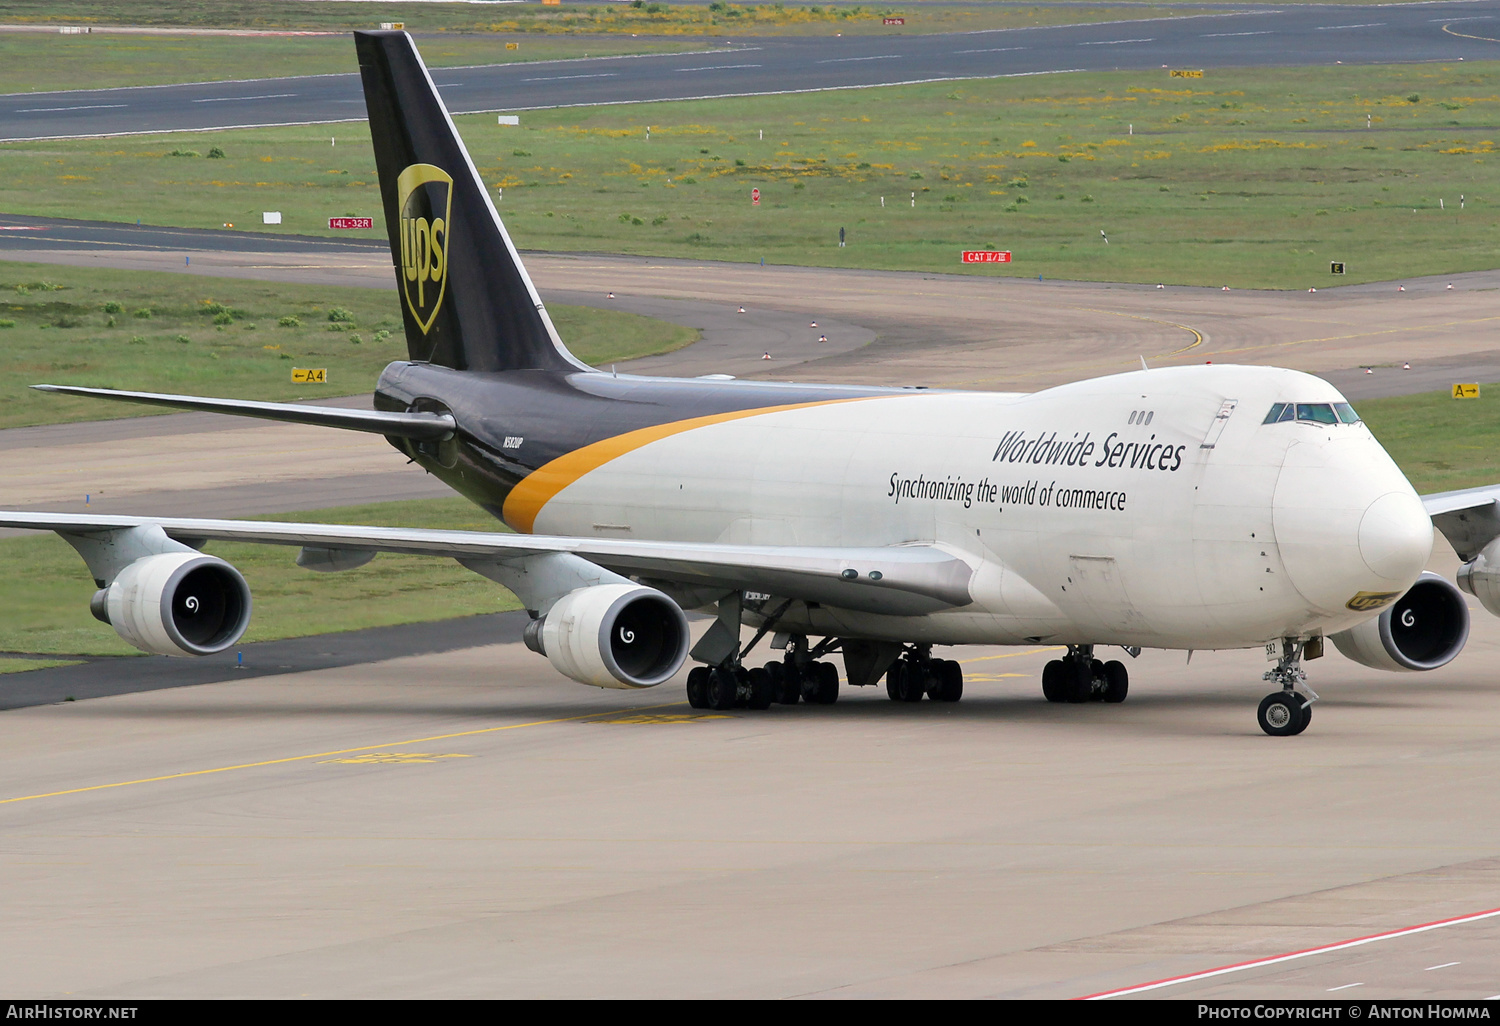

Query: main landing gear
[[884, 645, 964, 703], [1257, 638, 1315, 737], [684, 635, 840, 711], [1040, 645, 1129, 704]]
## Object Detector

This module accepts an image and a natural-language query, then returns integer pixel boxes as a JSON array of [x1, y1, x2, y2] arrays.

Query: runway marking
[[1201, 31, 1274, 38], [0, 701, 685, 807], [16, 104, 127, 113], [522, 73, 620, 82], [960, 647, 1061, 664], [1426, 961, 1461, 970], [191, 93, 297, 104], [1327, 982, 1363, 991], [1443, 23, 1500, 43], [318, 752, 474, 765], [1315, 23, 1386, 31], [1077, 38, 1154, 46], [676, 65, 763, 73], [1081, 905, 1500, 999], [818, 55, 901, 63], [954, 47, 1027, 54], [587, 712, 730, 724]]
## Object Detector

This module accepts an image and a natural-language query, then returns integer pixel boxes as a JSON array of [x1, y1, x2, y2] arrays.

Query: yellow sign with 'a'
[[292, 368, 327, 384], [1453, 383, 1480, 399], [1170, 69, 1205, 79]]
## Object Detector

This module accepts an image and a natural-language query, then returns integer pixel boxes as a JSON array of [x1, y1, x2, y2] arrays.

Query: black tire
[[746, 667, 774, 710], [897, 661, 925, 702], [1257, 692, 1302, 737], [885, 661, 903, 701], [1041, 660, 1065, 703], [707, 667, 739, 711], [805, 661, 839, 704], [1102, 660, 1128, 703], [766, 661, 798, 705], [733, 666, 751, 708], [1065, 660, 1093, 703], [1290, 692, 1312, 735], [932, 659, 963, 702], [686, 666, 710, 709]]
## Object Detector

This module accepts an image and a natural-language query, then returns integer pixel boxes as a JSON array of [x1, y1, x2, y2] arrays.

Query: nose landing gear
[[1041, 646, 1129, 704], [1258, 638, 1316, 736]]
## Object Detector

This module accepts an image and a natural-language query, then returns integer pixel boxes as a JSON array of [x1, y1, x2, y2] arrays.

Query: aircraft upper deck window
[[1296, 403, 1338, 425]]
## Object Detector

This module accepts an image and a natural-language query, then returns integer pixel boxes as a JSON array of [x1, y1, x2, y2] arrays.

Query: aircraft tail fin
[[355, 30, 587, 373]]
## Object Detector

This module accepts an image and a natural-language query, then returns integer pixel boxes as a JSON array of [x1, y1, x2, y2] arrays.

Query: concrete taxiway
[[4, 223, 1500, 997]]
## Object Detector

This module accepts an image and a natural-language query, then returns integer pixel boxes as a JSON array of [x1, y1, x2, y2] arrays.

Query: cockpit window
[[1296, 403, 1338, 424], [1265, 401, 1361, 426]]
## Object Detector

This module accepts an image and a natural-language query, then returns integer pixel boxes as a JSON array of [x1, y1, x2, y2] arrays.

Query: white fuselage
[[530, 365, 1433, 650]]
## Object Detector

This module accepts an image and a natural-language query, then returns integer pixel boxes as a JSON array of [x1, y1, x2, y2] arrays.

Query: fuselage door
[[1200, 399, 1239, 450]]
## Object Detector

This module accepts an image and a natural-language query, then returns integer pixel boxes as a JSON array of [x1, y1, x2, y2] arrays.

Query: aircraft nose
[[1358, 490, 1433, 583], [1273, 436, 1431, 614]]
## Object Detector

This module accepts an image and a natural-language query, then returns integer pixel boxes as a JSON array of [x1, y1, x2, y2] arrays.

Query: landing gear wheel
[[1102, 660, 1129, 704], [1257, 692, 1309, 737], [890, 661, 925, 702], [766, 662, 798, 705], [686, 666, 710, 709], [931, 659, 963, 702], [885, 662, 902, 701], [746, 667, 774, 710], [1041, 660, 1066, 702], [706, 667, 739, 711], [804, 661, 839, 704], [1066, 659, 1094, 704]]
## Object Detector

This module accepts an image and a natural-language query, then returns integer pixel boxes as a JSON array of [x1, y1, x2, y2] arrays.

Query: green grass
[[0, 496, 521, 656], [0, 260, 697, 428], [9, 62, 1500, 287], [0, 33, 704, 94], [0, 2, 1222, 40], [0, 657, 82, 673], [1357, 388, 1500, 496]]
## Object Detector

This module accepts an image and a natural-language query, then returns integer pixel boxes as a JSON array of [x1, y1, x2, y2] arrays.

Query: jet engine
[[523, 584, 689, 689], [1456, 538, 1500, 617], [91, 552, 252, 657], [1329, 571, 1469, 672]]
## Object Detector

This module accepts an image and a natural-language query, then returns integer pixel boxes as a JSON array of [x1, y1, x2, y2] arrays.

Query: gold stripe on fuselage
[[501, 398, 873, 533]]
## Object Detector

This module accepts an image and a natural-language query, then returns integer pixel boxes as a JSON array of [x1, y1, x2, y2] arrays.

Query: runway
[[5, 226, 1500, 995], [2, 2, 1497, 140]]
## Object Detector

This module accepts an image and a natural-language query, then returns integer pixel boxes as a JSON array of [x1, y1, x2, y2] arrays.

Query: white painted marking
[[818, 55, 901, 63], [1425, 961, 1461, 971], [1202, 31, 1275, 38], [1078, 38, 1155, 46], [1327, 982, 1364, 992], [16, 104, 126, 113], [0, 226, 46, 231], [1082, 905, 1500, 999], [522, 73, 619, 82], [191, 93, 296, 104], [1316, 23, 1387, 31], [436, 83, 465, 88], [954, 47, 1028, 54], [675, 64, 763, 73]]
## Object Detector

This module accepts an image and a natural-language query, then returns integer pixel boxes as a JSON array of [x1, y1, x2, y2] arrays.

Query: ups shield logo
[[397, 163, 453, 334], [1346, 590, 1401, 612]]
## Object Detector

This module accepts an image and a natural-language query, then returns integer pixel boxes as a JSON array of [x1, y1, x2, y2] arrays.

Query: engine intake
[[1329, 571, 1469, 672], [96, 552, 253, 657], [530, 584, 689, 689]]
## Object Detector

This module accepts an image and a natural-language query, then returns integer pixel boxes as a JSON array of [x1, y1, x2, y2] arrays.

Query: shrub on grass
[[327, 307, 355, 323], [132, 308, 151, 319], [0, 320, 12, 329], [349, 334, 363, 345], [213, 312, 234, 325], [373, 329, 391, 343], [207, 147, 225, 159], [327, 323, 345, 332], [167, 149, 201, 158], [174, 334, 191, 344], [512, 149, 532, 157], [102, 301, 122, 314], [278, 316, 301, 328], [128, 335, 145, 344]]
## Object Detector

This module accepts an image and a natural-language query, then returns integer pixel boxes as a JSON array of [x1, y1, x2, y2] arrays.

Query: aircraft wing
[[0, 512, 973, 617], [1423, 485, 1500, 561]]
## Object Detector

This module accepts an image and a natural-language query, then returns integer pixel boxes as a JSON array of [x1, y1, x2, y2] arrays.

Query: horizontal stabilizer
[[31, 384, 455, 441]]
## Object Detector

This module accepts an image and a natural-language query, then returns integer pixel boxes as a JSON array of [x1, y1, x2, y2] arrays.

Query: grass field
[[1354, 387, 1500, 496], [0, 496, 522, 656], [0, 33, 705, 94], [0, 2, 1220, 39], [8, 61, 1500, 288], [0, 260, 698, 429]]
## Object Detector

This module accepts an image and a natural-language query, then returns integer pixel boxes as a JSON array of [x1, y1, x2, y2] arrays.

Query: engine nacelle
[[1457, 538, 1500, 617], [95, 552, 253, 657], [529, 584, 689, 689], [1329, 571, 1469, 672]]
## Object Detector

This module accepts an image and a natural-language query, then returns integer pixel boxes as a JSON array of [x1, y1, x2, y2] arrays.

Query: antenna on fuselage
[[1139, 355, 1149, 371]]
